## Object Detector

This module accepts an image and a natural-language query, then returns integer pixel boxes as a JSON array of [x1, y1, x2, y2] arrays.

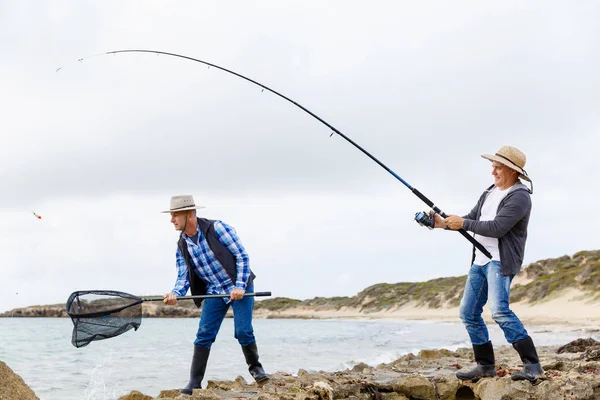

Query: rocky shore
[[116, 340, 600, 400], [114, 338, 600, 400], [2, 338, 599, 400]]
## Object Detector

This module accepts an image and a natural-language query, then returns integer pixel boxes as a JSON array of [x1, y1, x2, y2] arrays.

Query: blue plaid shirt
[[171, 220, 251, 298]]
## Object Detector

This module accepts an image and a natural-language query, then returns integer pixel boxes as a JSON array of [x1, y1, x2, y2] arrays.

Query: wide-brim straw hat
[[160, 195, 206, 213], [481, 145, 532, 183]]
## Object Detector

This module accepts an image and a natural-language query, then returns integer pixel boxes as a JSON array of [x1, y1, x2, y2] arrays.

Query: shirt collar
[[182, 224, 201, 240]]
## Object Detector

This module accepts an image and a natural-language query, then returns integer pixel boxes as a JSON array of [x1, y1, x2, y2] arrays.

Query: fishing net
[[66, 290, 144, 348]]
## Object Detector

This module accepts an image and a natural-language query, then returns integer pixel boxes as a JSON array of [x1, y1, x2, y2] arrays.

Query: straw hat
[[161, 195, 206, 213], [481, 145, 531, 183]]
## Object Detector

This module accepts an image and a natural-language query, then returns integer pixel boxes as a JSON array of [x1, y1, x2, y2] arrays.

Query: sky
[[0, 1, 598, 312]]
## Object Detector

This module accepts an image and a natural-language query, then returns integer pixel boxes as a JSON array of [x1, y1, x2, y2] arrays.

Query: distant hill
[[2, 249, 598, 318], [253, 249, 600, 313]]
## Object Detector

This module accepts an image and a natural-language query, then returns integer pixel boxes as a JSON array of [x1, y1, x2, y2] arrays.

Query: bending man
[[162, 195, 269, 394]]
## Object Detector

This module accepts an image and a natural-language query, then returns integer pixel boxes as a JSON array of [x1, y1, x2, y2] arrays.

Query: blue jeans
[[459, 261, 528, 345], [194, 283, 256, 347]]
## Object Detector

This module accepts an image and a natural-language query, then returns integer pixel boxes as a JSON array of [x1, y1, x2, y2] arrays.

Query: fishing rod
[[61, 49, 492, 259]]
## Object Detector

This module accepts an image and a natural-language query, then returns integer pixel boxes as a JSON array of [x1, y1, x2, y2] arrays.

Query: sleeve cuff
[[463, 219, 472, 232]]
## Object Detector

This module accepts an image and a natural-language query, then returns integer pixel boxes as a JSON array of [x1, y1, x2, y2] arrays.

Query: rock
[[393, 375, 435, 399], [205, 376, 249, 392], [117, 390, 154, 400], [557, 338, 600, 354], [382, 394, 409, 400], [350, 362, 371, 373], [433, 377, 460, 400], [555, 338, 600, 362], [311, 381, 333, 400], [0, 361, 39, 400], [472, 379, 539, 400], [583, 347, 600, 361], [189, 389, 222, 399], [454, 348, 473, 359], [543, 360, 567, 371], [398, 353, 417, 362], [157, 389, 181, 398], [418, 349, 457, 359], [173, 389, 222, 399]]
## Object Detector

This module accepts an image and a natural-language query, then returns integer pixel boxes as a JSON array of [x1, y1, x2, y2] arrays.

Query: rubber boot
[[241, 342, 269, 383], [180, 345, 211, 395], [511, 336, 544, 382], [456, 341, 497, 382]]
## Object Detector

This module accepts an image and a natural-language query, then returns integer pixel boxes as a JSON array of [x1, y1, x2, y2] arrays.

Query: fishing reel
[[414, 211, 435, 230]]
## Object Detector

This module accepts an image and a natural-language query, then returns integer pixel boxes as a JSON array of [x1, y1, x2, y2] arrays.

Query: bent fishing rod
[[62, 49, 492, 259]]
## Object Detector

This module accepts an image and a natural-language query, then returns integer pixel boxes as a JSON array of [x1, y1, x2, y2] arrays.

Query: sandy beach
[[254, 288, 600, 330]]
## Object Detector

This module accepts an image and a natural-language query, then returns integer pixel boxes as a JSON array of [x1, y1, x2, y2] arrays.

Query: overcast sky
[[0, 1, 598, 312]]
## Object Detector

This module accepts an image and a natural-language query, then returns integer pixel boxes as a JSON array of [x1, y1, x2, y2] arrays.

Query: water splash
[[84, 351, 122, 400]]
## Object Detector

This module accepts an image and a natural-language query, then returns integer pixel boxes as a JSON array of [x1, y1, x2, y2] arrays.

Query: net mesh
[[66, 290, 144, 348]]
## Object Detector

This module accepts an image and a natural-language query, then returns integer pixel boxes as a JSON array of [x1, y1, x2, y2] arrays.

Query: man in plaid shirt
[[162, 195, 269, 395]]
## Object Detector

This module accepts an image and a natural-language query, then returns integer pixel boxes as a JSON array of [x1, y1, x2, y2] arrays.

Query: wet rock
[[0, 361, 39, 400]]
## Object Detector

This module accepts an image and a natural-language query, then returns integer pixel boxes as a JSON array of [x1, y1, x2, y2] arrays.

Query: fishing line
[[57, 49, 492, 258]]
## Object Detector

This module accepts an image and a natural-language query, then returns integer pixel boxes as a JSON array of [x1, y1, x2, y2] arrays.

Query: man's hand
[[445, 215, 465, 230], [230, 288, 245, 301], [163, 292, 178, 305], [429, 211, 447, 229]]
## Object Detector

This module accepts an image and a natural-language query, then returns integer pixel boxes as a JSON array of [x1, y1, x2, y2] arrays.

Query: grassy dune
[[254, 249, 600, 313]]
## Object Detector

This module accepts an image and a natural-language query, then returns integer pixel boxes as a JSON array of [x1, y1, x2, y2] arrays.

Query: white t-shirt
[[473, 186, 512, 265]]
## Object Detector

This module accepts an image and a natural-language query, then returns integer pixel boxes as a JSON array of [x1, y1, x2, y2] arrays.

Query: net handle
[[141, 291, 272, 302]]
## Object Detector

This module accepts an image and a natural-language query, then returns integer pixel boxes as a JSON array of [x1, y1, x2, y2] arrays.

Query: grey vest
[[178, 218, 256, 307]]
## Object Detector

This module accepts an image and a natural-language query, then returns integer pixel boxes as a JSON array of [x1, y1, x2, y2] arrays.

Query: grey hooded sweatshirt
[[462, 181, 532, 276]]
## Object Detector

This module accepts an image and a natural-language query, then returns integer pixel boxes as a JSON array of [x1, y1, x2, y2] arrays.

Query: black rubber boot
[[456, 341, 497, 382], [511, 336, 544, 382], [241, 342, 269, 383], [180, 345, 211, 395]]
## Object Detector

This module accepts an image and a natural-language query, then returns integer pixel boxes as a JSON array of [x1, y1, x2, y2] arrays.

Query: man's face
[[491, 161, 517, 189], [170, 211, 188, 231]]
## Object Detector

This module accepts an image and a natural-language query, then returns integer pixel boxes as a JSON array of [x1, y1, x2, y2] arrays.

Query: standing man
[[430, 146, 544, 383], [162, 195, 269, 395]]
